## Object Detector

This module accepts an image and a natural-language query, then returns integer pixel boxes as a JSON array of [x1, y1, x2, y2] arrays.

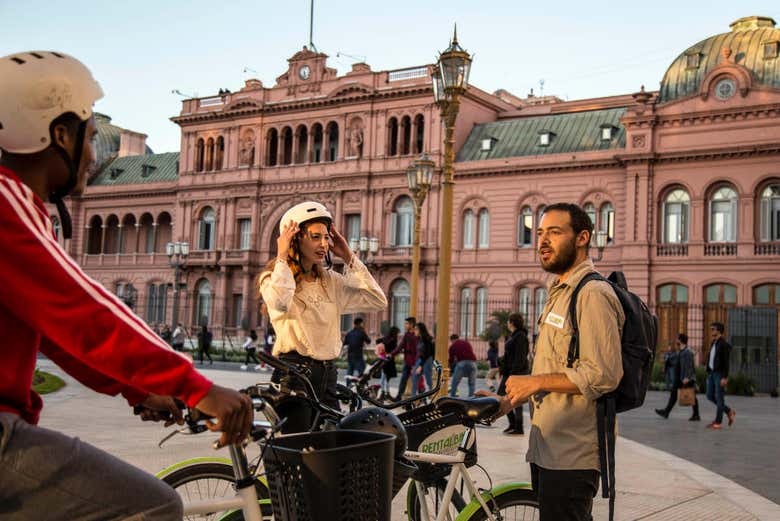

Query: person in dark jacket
[[499, 313, 529, 434], [486, 340, 500, 392], [377, 326, 399, 396], [411, 322, 435, 396], [655, 333, 700, 420], [706, 322, 735, 429], [197, 325, 213, 365], [391, 317, 417, 400], [344, 317, 371, 378]]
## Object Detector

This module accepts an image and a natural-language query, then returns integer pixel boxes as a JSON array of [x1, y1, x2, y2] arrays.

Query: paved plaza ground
[[35, 359, 780, 520]]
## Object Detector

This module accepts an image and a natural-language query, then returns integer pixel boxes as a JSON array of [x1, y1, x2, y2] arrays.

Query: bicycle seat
[[434, 397, 500, 422]]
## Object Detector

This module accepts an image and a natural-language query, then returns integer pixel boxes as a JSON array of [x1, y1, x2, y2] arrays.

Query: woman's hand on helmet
[[277, 220, 299, 260], [329, 225, 352, 264]]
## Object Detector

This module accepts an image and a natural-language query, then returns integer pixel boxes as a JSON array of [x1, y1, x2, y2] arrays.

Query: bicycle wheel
[[462, 487, 539, 521], [161, 461, 272, 521], [407, 478, 468, 521]]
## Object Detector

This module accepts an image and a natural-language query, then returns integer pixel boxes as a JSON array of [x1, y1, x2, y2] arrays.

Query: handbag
[[678, 386, 696, 406]]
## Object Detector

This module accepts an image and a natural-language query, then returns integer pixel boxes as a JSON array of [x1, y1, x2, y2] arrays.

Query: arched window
[[295, 124, 308, 164], [119, 214, 137, 254], [86, 215, 103, 254], [51, 216, 61, 241], [146, 283, 168, 324], [475, 287, 488, 337], [281, 127, 293, 165], [759, 184, 780, 242], [138, 213, 155, 253], [388, 117, 399, 156], [462, 209, 474, 249], [414, 114, 425, 154], [657, 283, 689, 348], [326, 122, 339, 161], [104, 215, 120, 254], [205, 138, 214, 171], [584, 203, 596, 228], [156, 212, 172, 253], [517, 287, 531, 329], [197, 207, 215, 250], [754, 283, 780, 305], [195, 279, 212, 326], [390, 196, 414, 247], [266, 128, 278, 166], [709, 186, 737, 242], [215, 136, 225, 170], [311, 123, 323, 163], [662, 189, 690, 243], [401, 116, 411, 155], [460, 287, 472, 338], [478, 208, 490, 249], [518, 206, 533, 247], [599, 203, 615, 244], [195, 138, 204, 171], [389, 279, 411, 330]]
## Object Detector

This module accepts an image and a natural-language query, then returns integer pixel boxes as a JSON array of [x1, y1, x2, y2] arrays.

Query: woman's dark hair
[[677, 333, 688, 344], [388, 326, 400, 338], [508, 312, 526, 332], [415, 322, 433, 343]]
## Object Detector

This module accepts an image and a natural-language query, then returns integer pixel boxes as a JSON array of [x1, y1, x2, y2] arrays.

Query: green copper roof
[[659, 16, 780, 103], [456, 107, 626, 162], [91, 152, 179, 186], [94, 113, 154, 170]]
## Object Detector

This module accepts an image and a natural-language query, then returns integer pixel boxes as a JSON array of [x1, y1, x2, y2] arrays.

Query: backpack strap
[[597, 396, 618, 521], [566, 272, 606, 368]]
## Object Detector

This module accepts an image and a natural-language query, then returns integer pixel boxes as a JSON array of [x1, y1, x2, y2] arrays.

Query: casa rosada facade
[[61, 16, 780, 366]]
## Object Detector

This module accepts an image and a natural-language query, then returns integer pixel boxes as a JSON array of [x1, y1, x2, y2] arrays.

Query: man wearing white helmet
[[0, 51, 253, 520], [258, 201, 387, 432]]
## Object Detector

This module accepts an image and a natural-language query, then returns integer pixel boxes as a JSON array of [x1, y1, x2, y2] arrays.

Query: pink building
[[63, 16, 779, 390]]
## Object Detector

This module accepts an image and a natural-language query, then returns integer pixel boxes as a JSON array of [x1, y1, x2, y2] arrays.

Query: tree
[[480, 309, 512, 342]]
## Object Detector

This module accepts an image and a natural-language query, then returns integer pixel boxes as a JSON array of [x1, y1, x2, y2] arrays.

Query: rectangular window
[[539, 133, 550, 146], [478, 211, 490, 249], [460, 288, 472, 339], [518, 212, 533, 246], [476, 288, 487, 337], [710, 201, 736, 242], [233, 294, 244, 328], [601, 127, 612, 141], [764, 41, 779, 60], [346, 214, 361, 242], [518, 287, 531, 330], [685, 53, 700, 69], [239, 219, 251, 250]]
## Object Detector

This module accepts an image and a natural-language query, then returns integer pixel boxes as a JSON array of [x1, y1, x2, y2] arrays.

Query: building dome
[[94, 112, 153, 170], [658, 16, 780, 103]]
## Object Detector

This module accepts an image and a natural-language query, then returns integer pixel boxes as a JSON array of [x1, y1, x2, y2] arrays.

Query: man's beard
[[540, 238, 578, 274]]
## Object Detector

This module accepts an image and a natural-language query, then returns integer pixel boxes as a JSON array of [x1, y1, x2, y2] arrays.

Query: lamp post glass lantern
[[167, 241, 189, 331], [433, 27, 471, 396], [407, 154, 435, 318]]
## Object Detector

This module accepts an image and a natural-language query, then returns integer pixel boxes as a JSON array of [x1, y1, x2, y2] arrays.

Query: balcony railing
[[387, 66, 429, 82], [704, 243, 737, 256], [754, 242, 780, 255], [656, 244, 688, 256]]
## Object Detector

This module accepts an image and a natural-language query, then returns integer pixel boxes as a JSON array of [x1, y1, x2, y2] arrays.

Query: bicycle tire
[[461, 487, 539, 521], [407, 477, 468, 521], [161, 461, 272, 521]]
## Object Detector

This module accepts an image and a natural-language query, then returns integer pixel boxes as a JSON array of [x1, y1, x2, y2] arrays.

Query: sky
[[1, 1, 775, 152]]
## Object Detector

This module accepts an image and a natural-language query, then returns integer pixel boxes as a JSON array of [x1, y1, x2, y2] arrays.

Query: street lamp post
[[166, 241, 190, 331], [432, 27, 472, 395], [349, 235, 380, 265], [406, 154, 435, 318], [592, 230, 608, 262]]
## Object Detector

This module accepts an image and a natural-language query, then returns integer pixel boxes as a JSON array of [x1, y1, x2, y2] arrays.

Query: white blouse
[[259, 257, 387, 360]]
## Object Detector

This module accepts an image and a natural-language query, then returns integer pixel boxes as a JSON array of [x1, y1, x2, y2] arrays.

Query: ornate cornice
[[656, 103, 780, 128]]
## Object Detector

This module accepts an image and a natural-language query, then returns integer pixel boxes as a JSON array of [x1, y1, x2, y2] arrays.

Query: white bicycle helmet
[[278, 201, 333, 233], [0, 51, 103, 154], [0, 51, 103, 240]]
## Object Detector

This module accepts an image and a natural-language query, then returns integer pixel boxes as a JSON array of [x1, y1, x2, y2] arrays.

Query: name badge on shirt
[[544, 312, 565, 329]]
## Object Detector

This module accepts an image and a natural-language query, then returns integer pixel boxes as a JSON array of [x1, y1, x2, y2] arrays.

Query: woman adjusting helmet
[[0, 51, 104, 238], [258, 200, 387, 433]]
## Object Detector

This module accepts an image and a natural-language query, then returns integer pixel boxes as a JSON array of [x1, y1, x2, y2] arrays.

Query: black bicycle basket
[[262, 430, 395, 521], [398, 402, 478, 483]]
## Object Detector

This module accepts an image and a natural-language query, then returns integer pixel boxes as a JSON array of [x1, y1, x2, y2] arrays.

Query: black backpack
[[567, 271, 658, 521]]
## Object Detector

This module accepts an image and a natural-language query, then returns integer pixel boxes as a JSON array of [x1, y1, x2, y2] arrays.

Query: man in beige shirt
[[504, 203, 625, 521]]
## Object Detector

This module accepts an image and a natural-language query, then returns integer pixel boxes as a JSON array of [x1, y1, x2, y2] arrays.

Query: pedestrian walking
[[197, 325, 213, 365], [391, 317, 418, 400], [498, 313, 530, 435], [485, 339, 501, 392], [448, 334, 478, 397], [663, 344, 678, 391], [240, 329, 261, 371], [257, 201, 386, 432], [411, 322, 434, 396], [655, 333, 700, 421], [160, 324, 173, 346], [344, 317, 371, 379], [501, 203, 625, 521], [378, 326, 400, 396], [705, 322, 736, 429], [172, 322, 186, 352]]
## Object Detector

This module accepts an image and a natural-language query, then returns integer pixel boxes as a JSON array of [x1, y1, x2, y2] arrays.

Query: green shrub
[[695, 366, 707, 393], [32, 369, 65, 395], [651, 362, 666, 386], [726, 372, 756, 396]]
